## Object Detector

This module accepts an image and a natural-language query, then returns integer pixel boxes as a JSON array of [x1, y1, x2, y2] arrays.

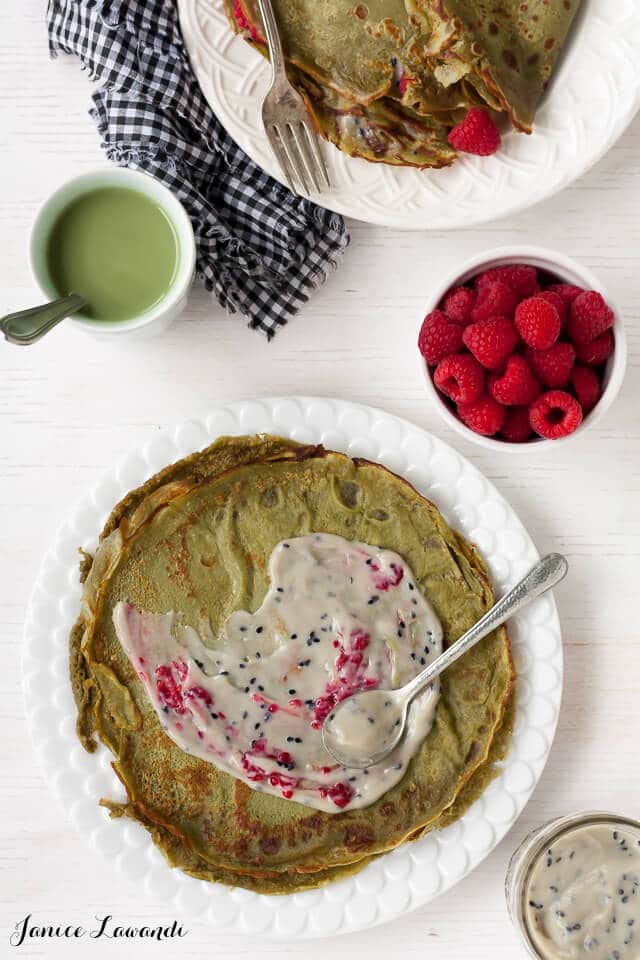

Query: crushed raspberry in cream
[[113, 533, 442, 812]]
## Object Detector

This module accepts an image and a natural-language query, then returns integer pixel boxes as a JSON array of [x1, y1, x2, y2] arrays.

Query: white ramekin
[[419, 245, 627, 453], [29, 167, 197, 338]]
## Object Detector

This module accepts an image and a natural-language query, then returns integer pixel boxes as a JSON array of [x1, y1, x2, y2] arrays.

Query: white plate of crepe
[[22, 397, 563, 937], [177, 0, 640, 228]]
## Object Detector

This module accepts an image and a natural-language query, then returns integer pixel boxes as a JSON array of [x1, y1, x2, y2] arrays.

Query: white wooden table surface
[[1, 3, 639, 958]]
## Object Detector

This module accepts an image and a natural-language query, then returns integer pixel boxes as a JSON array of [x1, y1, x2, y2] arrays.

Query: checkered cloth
[[47, 0, 349, 338]]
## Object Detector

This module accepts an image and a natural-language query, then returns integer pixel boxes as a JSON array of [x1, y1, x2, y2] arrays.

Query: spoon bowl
[[322, 553, 568, 769], [322, 686, 434, 769]]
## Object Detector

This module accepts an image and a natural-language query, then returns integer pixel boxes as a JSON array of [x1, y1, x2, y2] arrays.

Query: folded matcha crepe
[[70, 435, 514, 893], [225, 0, 581, 167]]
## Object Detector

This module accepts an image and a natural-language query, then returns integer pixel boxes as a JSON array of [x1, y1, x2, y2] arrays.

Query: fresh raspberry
[[447, 108, 501, 156], [434, 353, 485, 404], [441, 286, 477, 326], [418, 309, 464, 365], [501, 406, 533, 443], [514, 296, 561, 349], [536, 290, 567, 325], [571, 364, 601, 412], [567, 291, 614, 344], [488, 355, 541, 406], [575, 329, 615, 365], [526, 342, 575, 388], [457, 395, 506, 436], [546, 283, 584, 307], [529, 390, 583, 440], [462, 315, 519, 370], [475, 264, 539, 299], [471, 281, 518, 323]]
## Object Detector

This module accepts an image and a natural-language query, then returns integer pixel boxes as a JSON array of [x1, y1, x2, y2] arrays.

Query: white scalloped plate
[[177, 0, 640, 228], [22, 398, 562, 938]]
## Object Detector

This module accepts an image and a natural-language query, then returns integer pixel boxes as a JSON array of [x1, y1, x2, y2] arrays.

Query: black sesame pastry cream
[[70, 434, 514, 894]]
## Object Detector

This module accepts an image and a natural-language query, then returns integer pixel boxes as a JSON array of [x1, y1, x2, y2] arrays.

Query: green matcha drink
[[45, 186, 180, 323]]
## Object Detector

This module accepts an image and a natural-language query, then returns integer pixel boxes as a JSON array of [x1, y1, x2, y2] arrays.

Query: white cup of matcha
[[29, 167, 197, 338]]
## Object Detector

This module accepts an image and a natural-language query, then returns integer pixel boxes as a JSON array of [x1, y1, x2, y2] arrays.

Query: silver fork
[[255, 0, 330, 195]]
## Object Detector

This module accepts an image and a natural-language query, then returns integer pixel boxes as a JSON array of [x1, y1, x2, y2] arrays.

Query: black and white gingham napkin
[[47, 0, 349, 338]]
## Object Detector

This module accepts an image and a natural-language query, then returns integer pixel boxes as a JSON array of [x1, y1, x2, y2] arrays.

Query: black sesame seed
[[349, 776, 357, 782], [368, 595, 379, 605], [239, 663, 246, 669], [289, 688, 296, 695], [256, 626, 263, 634], [162, 706, 169, 714], [291, 633, 298, 640], [277, 587, 284, 593], [240, 626, 247, 632], [258, 685, 264, 692], [244, 686, 250, 693], [211, 712, 218, 719], [255, 651, 261, 659], [367, 717, 375, 724], [242, 710, 248, 719], [195, 658, 204, 669], [366, 558, 373, 565], [295, 737, 302, 744], [220, 670, 229, 676], [254, 722, 260, 729], [283, 543, 290, 548], [286, 736, 294, 742]]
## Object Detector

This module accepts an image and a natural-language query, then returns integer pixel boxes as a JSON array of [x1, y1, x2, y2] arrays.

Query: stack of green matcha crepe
[[70, 436, 514, 893], [225, 0, 580, 167]]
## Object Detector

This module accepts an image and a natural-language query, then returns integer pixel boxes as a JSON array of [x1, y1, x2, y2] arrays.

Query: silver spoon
[[1, 293, 86, 345], [322, 553, 568, 769]]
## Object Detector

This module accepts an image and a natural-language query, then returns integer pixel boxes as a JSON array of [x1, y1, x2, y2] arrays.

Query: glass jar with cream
[[506, 813, 640, 960]]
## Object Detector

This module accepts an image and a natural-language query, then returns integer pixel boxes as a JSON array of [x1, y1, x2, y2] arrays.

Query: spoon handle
[[403, 553, 568, 703], [1, 293, 86, 346]]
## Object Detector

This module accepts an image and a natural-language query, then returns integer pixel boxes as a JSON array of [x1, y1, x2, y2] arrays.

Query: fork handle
[[255, 0, 287, 76]]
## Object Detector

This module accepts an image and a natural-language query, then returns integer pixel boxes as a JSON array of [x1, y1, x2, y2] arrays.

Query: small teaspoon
[[321, 553, 568, 769], [1, 293, 86, 346]]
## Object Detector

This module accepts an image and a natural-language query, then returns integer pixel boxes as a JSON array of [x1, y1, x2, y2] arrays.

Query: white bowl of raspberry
[[417, 245, 627, 452]]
